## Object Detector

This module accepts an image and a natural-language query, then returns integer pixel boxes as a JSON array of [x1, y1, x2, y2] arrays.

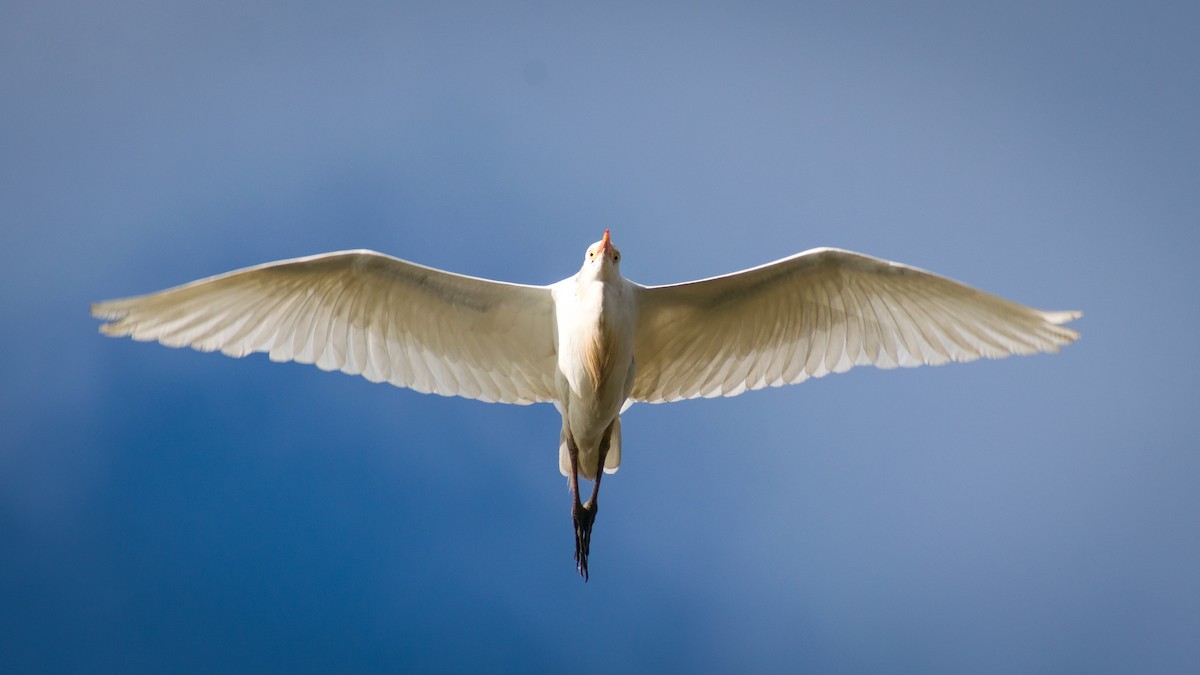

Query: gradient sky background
[[3, 1, 1198, 673]]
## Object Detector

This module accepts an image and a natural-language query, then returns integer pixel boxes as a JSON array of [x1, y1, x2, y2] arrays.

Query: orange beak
[[600, 229, 612, 257]]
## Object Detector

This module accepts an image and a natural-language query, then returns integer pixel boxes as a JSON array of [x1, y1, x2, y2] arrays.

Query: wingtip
[[1043, 309, 1082, 325], [90, 299, 125, 320], [92, 300, 132, 336], [96, 320, 129, 337]]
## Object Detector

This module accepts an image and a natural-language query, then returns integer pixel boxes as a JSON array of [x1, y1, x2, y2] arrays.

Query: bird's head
[[581, 229, 622, 280]]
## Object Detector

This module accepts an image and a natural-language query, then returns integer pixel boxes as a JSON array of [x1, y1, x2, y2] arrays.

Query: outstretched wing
[[631, 247, 1080, 403], [93, 250, 559, 404]]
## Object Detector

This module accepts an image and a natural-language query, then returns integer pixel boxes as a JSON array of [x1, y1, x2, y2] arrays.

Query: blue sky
[[3, 1, 1198, 672]]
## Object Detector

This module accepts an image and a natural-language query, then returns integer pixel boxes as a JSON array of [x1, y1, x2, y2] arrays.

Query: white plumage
[[96, 250, 560, 404], [93, 231, 1080, 579]]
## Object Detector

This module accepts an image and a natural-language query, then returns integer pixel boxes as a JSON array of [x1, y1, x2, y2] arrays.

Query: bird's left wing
[[93, 250, 559, 404], [631, 247, 1080, 403]]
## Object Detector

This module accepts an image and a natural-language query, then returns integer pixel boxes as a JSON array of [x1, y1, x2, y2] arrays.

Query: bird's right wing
[[93, 250, 559, 404], [631, 247, 1080, 403]]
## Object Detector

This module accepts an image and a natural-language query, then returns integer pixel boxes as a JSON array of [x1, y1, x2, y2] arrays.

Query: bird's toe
[[572, 502, 597, 581]]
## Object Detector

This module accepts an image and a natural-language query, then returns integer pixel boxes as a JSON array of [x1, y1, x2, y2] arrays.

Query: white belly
[[557, 317, 634, 444], [551, 274, 637, 477]]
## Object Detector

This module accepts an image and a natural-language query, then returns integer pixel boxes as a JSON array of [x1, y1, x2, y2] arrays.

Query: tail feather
[[558, 416, 623, 480]]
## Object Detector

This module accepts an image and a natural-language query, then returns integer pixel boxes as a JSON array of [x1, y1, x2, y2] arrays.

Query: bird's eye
[[613, 254, 620, 262]]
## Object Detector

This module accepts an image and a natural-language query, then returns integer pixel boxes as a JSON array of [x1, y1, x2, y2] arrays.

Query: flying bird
[[92, 231, 1080, 579]]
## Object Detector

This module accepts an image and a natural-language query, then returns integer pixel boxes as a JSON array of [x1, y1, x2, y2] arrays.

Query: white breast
[[551, 276, 637, 446]]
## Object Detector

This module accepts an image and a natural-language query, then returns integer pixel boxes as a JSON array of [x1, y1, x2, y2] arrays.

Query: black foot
[[572, 500, 597, 581]]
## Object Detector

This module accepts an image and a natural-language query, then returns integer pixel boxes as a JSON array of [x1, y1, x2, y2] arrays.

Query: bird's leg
[[584, 418, 615, 518], [566, 433, 594, 581], [572, 419, 616, 581]]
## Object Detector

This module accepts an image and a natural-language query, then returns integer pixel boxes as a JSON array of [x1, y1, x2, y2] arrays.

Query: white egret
[[93, 230, 1080, 579]]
